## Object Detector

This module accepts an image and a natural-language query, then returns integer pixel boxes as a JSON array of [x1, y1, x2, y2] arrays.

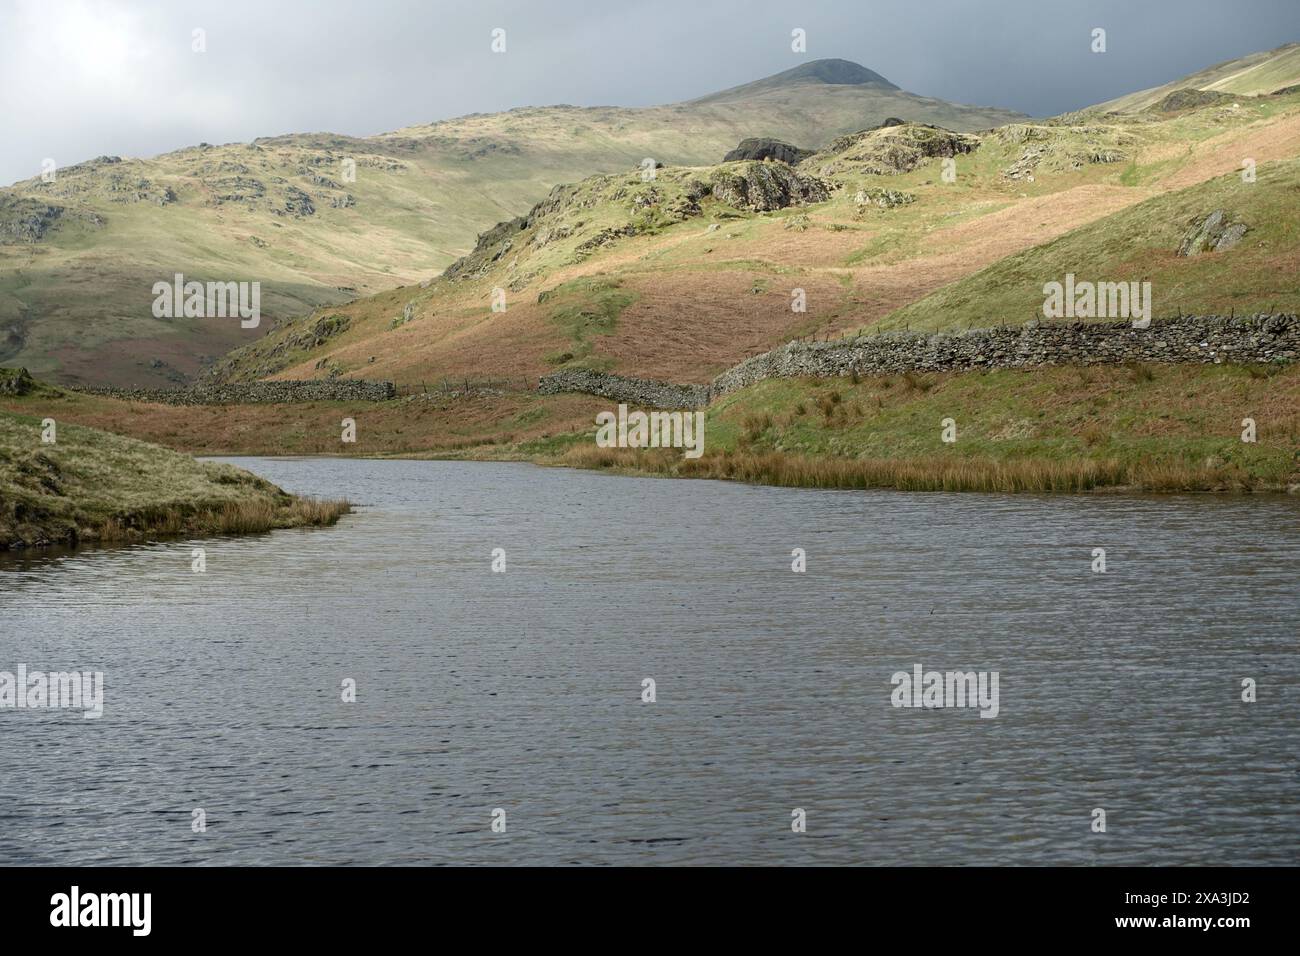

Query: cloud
[[1, 0, 1295, 186]]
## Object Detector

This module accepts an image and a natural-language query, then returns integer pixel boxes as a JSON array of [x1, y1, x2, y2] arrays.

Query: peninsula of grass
[[0, 394, 349, 550]]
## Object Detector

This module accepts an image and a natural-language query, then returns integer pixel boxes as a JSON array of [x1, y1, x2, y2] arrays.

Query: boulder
[[1178, 210, 1249, 256], [722, 138, 813, 165]]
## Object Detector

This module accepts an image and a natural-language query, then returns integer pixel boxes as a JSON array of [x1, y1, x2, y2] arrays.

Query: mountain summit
[[695, 58, 900, 102]]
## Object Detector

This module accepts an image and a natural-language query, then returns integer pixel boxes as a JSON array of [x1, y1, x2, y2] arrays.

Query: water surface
[[1, 459, 1297, 865]]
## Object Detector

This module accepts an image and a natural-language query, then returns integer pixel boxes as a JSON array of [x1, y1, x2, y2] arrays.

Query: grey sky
[[1, 0, 1295, 186]]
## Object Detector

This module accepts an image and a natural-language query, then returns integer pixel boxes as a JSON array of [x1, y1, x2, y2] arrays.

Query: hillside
[[0, 59, 1025, 388], [877, 156, 1300, 332], [6, 45, 1300, 496], [208, 85, 1300, 391], [1095, 42, 1300, 113], [0, 370, 347, 550]]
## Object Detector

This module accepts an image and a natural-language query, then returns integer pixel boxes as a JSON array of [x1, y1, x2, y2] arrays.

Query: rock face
[[539, 314, 1299, 408], [441, 177, 602, 281], [282, 187, 316, 217], [1179, 210, 1249, 255], [443, 214, 528, 280], [293, 313, 351, 348], [204, 313, 352, 382], [0, 197, 65, 244], [70, 378, 396, 405], [710, 162, 830, 211], [722, 138, 813, 165]]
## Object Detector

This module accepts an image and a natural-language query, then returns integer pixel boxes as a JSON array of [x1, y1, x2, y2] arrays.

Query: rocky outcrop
[[69, 378, 396, 405], [442, 178, 616, 281], [442, 214, 528, 280], [722, 138, 813, 165], [996, 124, 1132, 180], [814, 124, 980, 177], [854, 186, 916, 209], [710, 161, 830, 211], [0, 197, 65, 243], [206, 175, 266, 203], [282, 187, 316, 217], [539, 314, 1299, 408], [203, 313, 352, 382], [0, 367, 35, 395], [1148, 89, 1240, 112], [1179, 210, 1248, 255]]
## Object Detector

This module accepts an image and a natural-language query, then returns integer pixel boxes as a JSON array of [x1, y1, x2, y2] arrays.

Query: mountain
[[0, 59, 1026, 387], [692, 58, 900, 101], [206, 81, 1300, 395], [6, 47, 1298, 496], [1094, 42, 1300, 112]]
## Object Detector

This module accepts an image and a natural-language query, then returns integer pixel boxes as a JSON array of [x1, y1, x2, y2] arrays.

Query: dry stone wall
[[539, 314, 1298, 409], [69, 379, 397, 405]]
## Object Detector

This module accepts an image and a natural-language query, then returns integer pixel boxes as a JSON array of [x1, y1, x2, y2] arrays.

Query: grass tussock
[[90, 496, 350, 542]]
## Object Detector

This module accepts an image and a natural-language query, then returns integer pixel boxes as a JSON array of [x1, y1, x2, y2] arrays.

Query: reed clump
[[557, 444, 1259, 494]]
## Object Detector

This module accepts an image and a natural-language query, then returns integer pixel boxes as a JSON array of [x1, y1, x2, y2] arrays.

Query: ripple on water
[[1, 459, 1297, 865]]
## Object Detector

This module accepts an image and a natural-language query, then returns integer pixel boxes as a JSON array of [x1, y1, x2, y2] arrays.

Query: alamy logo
[[596, 403, 704, 458], [0, 665, 103, 718], [50, 886, 150, 936], [152, 273, 261, 328], [1042, 273, 1151, 325], [891, 664, 999, 718]]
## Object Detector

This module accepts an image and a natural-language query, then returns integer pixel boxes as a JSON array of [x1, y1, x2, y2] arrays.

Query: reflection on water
[[1, 458, 1297, 865]]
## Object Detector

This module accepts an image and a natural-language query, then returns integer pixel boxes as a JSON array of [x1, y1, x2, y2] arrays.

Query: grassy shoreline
[[526, 362, 1300, 494], [3, 362, 1298, 498], [1, 404, 350, 552], [546, 445, 1295, 494]]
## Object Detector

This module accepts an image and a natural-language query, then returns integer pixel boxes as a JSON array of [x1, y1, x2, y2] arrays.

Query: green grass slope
[[206, 84, 1300, 391], [1096, 42, 1300, 113], [551, 363, 1300, 493], [875, 157, 1300, 332]]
